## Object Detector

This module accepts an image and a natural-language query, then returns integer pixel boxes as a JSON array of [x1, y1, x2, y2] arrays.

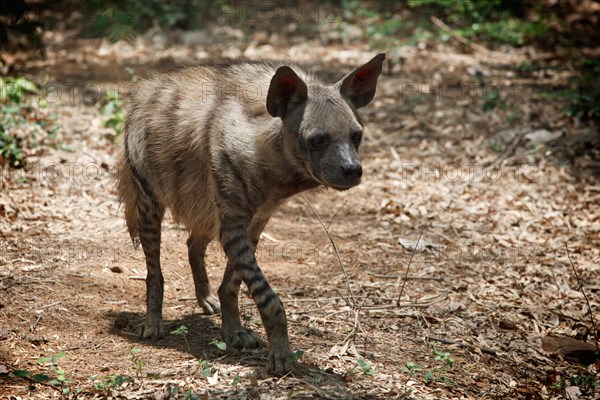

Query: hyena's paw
[[140, 315, 164, 339], [223, 328, 262, 349], [267, 348, 297, 376], [199, 294, 221, 315]]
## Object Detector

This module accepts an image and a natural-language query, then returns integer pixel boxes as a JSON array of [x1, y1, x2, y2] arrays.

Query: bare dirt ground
[[1, 8, 599, 400]]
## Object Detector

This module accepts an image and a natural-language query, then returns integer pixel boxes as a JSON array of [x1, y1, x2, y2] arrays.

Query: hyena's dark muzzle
[[317, 142, 363, 190]]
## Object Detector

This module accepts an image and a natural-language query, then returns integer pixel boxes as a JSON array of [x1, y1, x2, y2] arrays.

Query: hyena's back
[[118, 62, 287, 241]]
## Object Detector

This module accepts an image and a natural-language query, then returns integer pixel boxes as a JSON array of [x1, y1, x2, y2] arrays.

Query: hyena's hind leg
[[187, 234, 221, 314], [137, 189, 166, 339]]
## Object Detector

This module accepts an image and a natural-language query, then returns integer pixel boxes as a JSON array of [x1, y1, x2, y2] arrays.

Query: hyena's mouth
[[324, 178, 362, 191]]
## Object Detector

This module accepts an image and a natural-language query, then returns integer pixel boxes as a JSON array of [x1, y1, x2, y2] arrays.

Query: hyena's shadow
[[105, 311, 334, 378], [106, 311, 298, 374], [106, 311, 368, 397], [106, 310, 243, 360]]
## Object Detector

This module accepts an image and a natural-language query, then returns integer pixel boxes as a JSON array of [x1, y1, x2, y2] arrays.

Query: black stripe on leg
[[235, 245, 252, 259], [236, 260, 255, 272], [250, 280, 270, 298], [222, 233, 246, 255], [257, 291, 277, 310]]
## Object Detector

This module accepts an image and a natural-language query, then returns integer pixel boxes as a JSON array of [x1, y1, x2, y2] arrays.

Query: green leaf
[[424, 371, 434, 383], [210, 338, 226, 351], [32, 374, 50, 382], [291, 349, 304, 361], [59, 143, 73, 152], [4, 105, 20, 114], [101, 102, 115, 116], [16, 78, 38, 93], [170, 325, 189, 336], [13, 370, 31, 377]]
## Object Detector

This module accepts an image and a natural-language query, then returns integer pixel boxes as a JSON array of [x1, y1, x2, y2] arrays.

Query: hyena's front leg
[[187, 234, 221, 314], [137, 194, 166, 339], [218, 221, 295, 375], [218, 259, 261, 349]]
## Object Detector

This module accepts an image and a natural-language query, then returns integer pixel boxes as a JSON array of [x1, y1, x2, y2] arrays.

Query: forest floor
[[1, 5, 599, 400]]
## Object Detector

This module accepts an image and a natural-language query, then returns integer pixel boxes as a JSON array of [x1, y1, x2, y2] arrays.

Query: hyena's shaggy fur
[[117, 55, 384, 375]]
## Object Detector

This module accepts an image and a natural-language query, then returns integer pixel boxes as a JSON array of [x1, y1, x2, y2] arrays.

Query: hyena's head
[[267, 54, 385, 190]]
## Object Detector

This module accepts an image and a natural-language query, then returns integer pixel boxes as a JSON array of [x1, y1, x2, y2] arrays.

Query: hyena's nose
[[341, 163, 363, 179]]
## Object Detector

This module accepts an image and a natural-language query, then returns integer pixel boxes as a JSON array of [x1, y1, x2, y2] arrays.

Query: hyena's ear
[[336, 53, 385, 109], [267, 66, 308, 118]]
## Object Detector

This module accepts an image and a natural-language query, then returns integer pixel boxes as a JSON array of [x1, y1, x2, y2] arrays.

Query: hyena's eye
[[308, 134, 328, 150], [351, 130, 363, 144]]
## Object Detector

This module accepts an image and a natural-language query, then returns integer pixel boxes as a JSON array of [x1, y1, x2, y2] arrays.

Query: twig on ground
[[301, 194, 356, 308], [431, 16, 492, 55], [426, 336, 498, 356], [370, 272, 444, 281], [30, 312, 43, 334], [565, 244, 600, 352], [396, 228, 424, 307], [327, 200, 348, 230], [302, 195, 363, 354]]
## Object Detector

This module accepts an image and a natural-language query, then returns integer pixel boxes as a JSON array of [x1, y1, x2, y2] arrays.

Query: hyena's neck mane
[[254, 121, 320, 199]]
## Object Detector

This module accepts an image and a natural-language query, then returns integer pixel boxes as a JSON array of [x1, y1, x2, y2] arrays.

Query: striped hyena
[[117, 54, 385, 375]]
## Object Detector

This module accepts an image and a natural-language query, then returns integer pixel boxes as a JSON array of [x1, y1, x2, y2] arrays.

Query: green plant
[[99, 66, 136, 140], [0, 76, 59, 168], [422, 349, 454, 387], [564, 61, 600, 121], [0, 76, 37, 103], [457, 19, 548, 46], [347, 0, 551, 49], [90, 374, 127, 393], [356, 359, 375, 376], [100, 88, 125, 139], [84, 0, 221, 42], [432, 349, 454, 368], [210, 338, 227, 351], [171, 324, 191, 352], [231, 375, 241, 386], [0, 76, 37, 168], [130, 348, 144, 377], [551, 372, 599, 397], [11, 368, 52, 392], [474, 71, 506, 112], [171, 325, 189, 335], [36, 351, 72, 395], [164, 383, 200, 399], [197, 359, 213, 378], [291, 349, 304, 362], [541, 61, 600, 122]]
